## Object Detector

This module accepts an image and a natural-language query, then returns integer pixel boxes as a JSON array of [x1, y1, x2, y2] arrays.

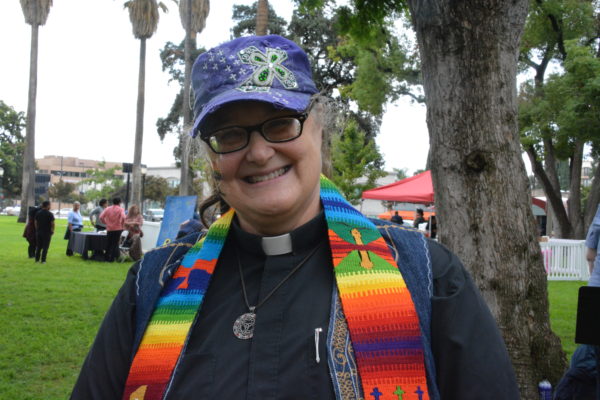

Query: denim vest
[[131, 220, 440, 400]]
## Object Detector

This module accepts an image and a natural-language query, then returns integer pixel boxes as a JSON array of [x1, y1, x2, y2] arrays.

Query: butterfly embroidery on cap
[[237, 46, 298, 92]]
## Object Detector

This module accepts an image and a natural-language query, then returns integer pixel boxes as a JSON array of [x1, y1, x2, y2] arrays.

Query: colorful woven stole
[[123, 176, 429, 400]]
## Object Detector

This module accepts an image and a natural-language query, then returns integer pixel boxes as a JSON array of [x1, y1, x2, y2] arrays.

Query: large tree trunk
[[406, 0, 567, 397], [256, 0, 268, 36], [179, 0, 193, 196], [19, 22, 39, 223], [131, 38, 146, 208]]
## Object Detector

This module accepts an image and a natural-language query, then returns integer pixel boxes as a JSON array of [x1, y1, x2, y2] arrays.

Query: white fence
[[540, 239, 590, 281]]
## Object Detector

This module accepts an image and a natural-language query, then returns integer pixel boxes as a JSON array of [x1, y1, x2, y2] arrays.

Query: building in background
[[36, 155, 126, 211], [146, 165, 180, 189]]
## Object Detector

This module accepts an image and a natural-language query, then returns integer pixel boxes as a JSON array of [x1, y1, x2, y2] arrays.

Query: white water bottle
[[538, 380, 552, 400]]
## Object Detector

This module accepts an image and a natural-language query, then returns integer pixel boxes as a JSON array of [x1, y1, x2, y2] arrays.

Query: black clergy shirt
[[71, 214, 520, 400]]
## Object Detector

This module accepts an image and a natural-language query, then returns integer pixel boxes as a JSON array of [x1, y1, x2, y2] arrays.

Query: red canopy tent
[[362, 170, 546, 210], [362, 170, 435, 205]]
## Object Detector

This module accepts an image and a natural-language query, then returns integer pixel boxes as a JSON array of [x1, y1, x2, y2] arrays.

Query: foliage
[[331, 119, 386, 204], [178, 0, 209, 33], [517, 0, 600, 238], [20, 0, 53, 26], [231, 2, 287, 37], [123, 0, 169, 39], [0, 101, 26, 199], [393, 167, 408, 180], [47, 179, 77, 203], [81, 162, 125, 202], [290, 3, 422, 116], [156, 40, 205, 140], [143, 175, 170, 204]]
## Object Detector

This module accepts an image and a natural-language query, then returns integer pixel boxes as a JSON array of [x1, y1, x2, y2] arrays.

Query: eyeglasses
[[202, 113, 308, 154]]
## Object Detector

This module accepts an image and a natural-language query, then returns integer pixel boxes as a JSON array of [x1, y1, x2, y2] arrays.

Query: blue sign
[[156, 195, 197, 247]]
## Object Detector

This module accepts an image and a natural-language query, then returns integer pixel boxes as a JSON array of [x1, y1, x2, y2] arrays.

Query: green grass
[[0, 216, 130, 399], [547, 280, 584, 360], [0, 215, 582, 398]]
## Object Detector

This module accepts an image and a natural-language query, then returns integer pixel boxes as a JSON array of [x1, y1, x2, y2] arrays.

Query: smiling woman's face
[[205, 101, 323, 236]]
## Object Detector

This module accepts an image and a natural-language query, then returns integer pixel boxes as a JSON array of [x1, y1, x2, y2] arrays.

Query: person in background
[[426, 215, 437, 239], [413, 207, 426, 228], [390, 211, 403, 225], [584, 204, 600, 398], [22, 205, 39, 258], [34, 200, 55, 264], [89, 199, 108, 231], [65, 201, 84, 256], [100, 197, 125, 262], [72, 35, 518, 400], [124, 204, 144, 261]]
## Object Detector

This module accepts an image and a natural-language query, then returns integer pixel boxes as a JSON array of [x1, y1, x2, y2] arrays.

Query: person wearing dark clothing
[[34, 201, 55, 263], [413, 208, 426, 228], [71, 218, 520, 400], [391, 211, 403, 225], [23, 205, 39, 258], [72, 35, 519, 400], [426, 215, 438, 239]]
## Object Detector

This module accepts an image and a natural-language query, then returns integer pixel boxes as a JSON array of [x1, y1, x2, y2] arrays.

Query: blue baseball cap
[[191, 35, 319, 138]]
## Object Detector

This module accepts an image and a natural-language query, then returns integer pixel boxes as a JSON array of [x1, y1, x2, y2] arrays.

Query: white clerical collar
[[261, 233, 293, 256]]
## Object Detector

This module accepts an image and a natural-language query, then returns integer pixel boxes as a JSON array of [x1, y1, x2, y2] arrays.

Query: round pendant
[[233, 312, 256, 339]]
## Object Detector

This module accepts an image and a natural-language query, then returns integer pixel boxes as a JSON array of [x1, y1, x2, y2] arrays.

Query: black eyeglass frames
[[202, 113, 309, 154]]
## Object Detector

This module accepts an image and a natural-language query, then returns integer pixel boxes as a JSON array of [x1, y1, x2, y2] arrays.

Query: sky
[[0, 0, 429, 174]]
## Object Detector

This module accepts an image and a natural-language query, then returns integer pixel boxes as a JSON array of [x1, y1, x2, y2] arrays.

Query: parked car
[[144, 208, 164, 222]]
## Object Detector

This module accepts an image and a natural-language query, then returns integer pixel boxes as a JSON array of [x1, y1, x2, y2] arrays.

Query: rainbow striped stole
[[321, 177, 429, 400], [123, 176, 429, 400], [122, 210, 233, 400]]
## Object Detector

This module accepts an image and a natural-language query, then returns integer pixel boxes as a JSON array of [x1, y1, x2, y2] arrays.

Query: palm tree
[[18, 0, 53, 223], [178, 0, 209, 196], [123, 0, 168, 207], [256, 0, 268, 36]]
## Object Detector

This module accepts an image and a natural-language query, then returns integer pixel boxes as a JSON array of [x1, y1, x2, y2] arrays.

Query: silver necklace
[[233, 242, 323, 339]]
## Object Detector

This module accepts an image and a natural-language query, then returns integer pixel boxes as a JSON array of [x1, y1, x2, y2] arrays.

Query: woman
[[65, 201, 83, 256], [124, 204, 144, 261], [72, 35, 519, 400]]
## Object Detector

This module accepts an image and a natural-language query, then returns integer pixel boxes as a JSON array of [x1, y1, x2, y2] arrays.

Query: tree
[[157, 41, 204, 142], [256, 0, 268, 35], [317, 0, 567, 396], [123, 0, 168, 208], [0, 101, 26, 200], [18, 0, 53, 223], [331, 120, 386, 204], [47, 179, 77, 204], [231, 2, 286, 37], [81, 162, 125, 202], [143, 175, 169, 205], [178, 0, 209, 196], [518, 0, 600, 238], [393, 167, 408, 180]]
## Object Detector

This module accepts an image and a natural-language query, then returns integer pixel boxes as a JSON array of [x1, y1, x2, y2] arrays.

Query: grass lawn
[[0, 215, 583, 398], [0, 216, 130, 399]]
